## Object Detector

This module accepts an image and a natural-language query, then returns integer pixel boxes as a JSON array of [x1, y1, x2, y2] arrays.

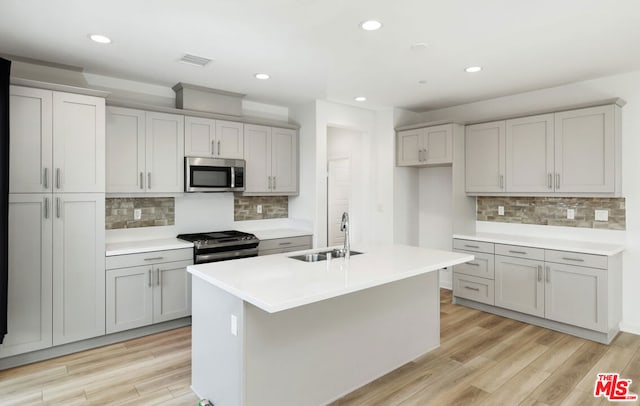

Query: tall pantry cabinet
[[0, 85, 106, 358]]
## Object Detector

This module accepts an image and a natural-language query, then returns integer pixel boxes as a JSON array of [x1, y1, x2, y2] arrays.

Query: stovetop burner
[[177, 230, 256, 243]]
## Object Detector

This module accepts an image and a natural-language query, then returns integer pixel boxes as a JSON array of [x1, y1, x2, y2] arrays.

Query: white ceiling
[[2, 0, 640, 111]]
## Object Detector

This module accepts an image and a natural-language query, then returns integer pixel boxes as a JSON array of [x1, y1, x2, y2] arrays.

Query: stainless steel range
[[177, 230, 259, 264]]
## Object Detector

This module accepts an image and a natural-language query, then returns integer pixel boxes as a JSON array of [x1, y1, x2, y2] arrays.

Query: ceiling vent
[[179, 54, 212, 67]]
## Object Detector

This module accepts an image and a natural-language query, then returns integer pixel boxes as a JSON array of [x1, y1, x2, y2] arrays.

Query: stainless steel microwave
[[184, 157, 245, 192]]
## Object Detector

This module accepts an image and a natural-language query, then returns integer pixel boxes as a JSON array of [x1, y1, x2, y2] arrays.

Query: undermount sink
[[288, 250, 363, 262]]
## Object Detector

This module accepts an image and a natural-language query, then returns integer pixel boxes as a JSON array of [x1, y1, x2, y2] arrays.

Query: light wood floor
[[1, 290, 639, 405]]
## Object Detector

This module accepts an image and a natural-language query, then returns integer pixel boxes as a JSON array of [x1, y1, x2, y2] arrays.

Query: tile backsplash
[[234, 195, 288, 221], [477, 196, 625, 230], [106, 197, 174, 230]]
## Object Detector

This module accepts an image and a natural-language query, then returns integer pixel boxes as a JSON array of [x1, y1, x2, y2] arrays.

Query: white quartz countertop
[[453, 232, 624, 256], [239, 227, 312, 240], [106, 238, 194, 256], [188, 243, 473, 313]]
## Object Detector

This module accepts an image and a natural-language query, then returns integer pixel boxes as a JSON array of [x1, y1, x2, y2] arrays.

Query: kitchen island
[[188, 243, 473, 406]]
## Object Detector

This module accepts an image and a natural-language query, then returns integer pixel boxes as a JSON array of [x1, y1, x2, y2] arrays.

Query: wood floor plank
[[2, 290, 639, 406], [526, 340, 608, 404]]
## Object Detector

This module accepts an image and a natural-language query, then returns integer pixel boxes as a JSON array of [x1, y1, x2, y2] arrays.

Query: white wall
[[414, 69, 640, 334]]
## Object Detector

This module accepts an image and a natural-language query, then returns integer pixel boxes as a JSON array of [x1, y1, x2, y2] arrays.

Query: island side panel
[[191, 276, 244, 405], [243, 271, 440, 406]]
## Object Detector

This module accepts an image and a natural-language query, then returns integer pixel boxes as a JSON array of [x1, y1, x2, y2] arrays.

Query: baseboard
[[620, 322, 640, 336], [0, 317, 191, 370]]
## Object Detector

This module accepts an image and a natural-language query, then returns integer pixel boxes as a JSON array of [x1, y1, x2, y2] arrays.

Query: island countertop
[[187, 243, 473, 313]]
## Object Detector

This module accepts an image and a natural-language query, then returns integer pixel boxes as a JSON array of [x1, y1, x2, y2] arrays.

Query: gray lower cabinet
[[494, 255, 545, 318], [453, 238, 621, 343], [258, 235, 312, 256], [106, 249, 192, 334], [544, 262, 607, 332]]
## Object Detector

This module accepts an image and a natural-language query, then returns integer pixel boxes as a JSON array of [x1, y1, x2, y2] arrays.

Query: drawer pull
[[508, 250, 527, 255], [464, 244, 480, 249], [466, 262, 480, 267], [144, 257, 164, 261], [464, 286, 480, 292], [279, 242, 293, 246], [561, 257, 585, 262]]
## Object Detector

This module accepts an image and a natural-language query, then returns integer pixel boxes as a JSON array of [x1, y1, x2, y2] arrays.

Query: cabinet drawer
[[106, 248, 193, 270], [453, 274, 494, 305], [495, 244, 544, 261], [258, 235, 312, 251], [453, 250, 494, 279], [453, 239, 494, 254], [545, 250, 607, 270]]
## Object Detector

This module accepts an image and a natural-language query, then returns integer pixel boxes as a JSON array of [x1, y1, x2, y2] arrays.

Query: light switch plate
[[498, 206, 504, 216], [567, 209, 575, 220], [595, 209, 609, 222]]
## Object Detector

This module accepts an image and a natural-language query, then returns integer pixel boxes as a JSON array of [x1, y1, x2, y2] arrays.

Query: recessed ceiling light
[[465, 66, 482, 73], [255, 73, 270, 80], [89, 34, 111, 44], [354, 96, 367, 102], [360, 20, 382, 31]]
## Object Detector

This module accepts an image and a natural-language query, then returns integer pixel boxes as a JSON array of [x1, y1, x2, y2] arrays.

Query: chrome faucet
[[340, 212, 350, 259]]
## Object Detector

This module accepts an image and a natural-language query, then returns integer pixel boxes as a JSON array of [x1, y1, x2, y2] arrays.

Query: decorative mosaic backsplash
[[105, 197, 175, 230], [234, 195, 288, 221], [477, 197, 625, 230]]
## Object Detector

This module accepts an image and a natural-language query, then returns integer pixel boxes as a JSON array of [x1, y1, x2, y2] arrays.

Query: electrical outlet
[[257, 204, 262, 214], [567, 208, 575, 220], [498, 206, 504, 216], [134, 208, 142, 220], [595, 209, 609, 222]]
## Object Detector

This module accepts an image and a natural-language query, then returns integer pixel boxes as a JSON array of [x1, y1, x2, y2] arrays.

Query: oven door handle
[[196, 247, 259, 263]]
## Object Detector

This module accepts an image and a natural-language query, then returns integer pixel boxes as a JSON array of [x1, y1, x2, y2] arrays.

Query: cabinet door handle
[[561, 257, 585, 262], [545, 266, 550, 283], [44, 197, 49, 219], [548, 173, 552, 189], [140, 172, 144, 189], [273, 176, 276, 190], [144, 257, 164, 261], [43, 168, 48, 189], [556, 173, 560, 189], [156, 268, 161, 286], [268, 176, 272, 190], [423, 148, 428, 161], [537, 265, 542, 282], [218, 140, 221, 156], [508, 250, 527, 255], [148, 269, 152, 287], [500, 174, 504, 189], [56, 197, 61, 218], [212, 140, 215, 155], [464, 286, 480, 292], [56, 168, 61, 189], [148, 172, 151, 189]]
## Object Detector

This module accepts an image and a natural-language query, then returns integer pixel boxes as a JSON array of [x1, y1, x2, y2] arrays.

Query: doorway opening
[[326, 126, 362, 246]]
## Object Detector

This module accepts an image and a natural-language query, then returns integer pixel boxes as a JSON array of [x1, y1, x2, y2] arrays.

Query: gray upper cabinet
[[10, 86, 105, 194], [554, 105, 617, 194], [184, 116, 244, 159], [465, 103, 621, 196], [465, 121, 506, 193], [505, 114, 554, 193], [397, 124, 453, 166], [106, 107, 184, 193], [244, 124, 298, 195]]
